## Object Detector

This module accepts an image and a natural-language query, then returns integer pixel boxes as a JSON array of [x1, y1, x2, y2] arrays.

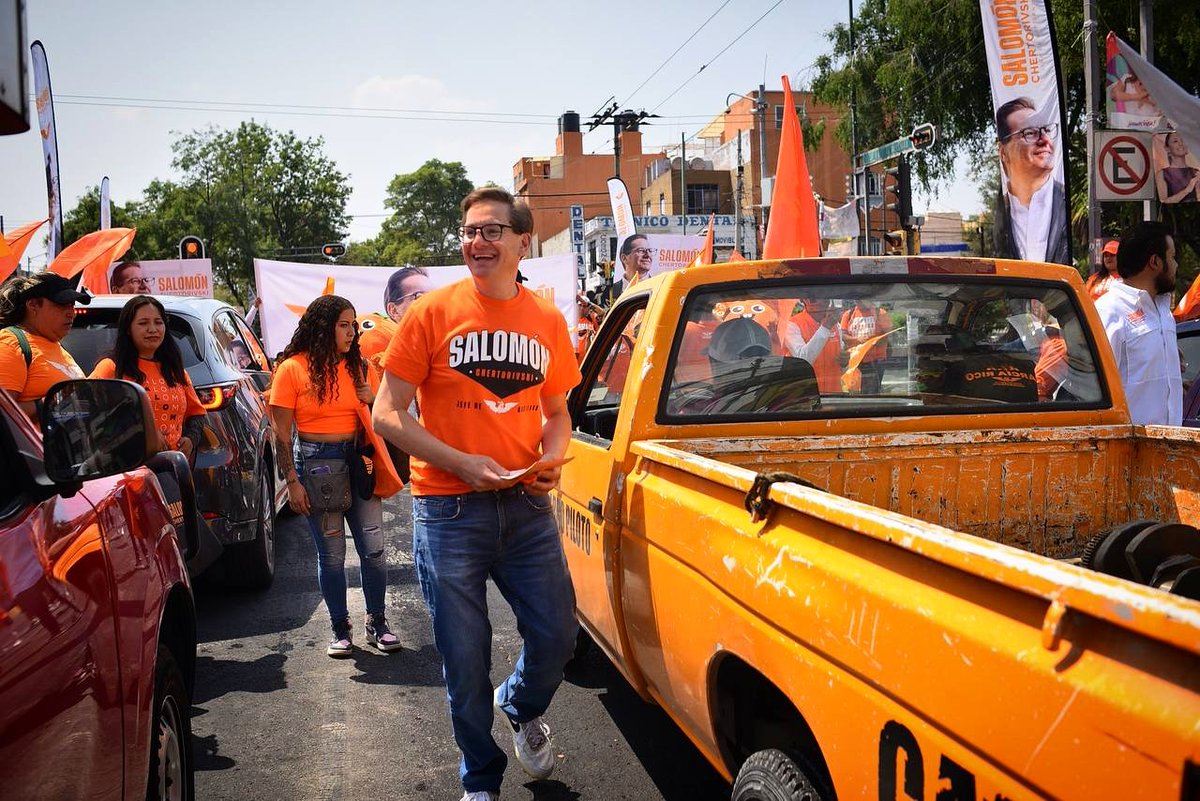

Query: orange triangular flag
[[728, 249, 747, 262], [49, 228, 136, 293], [688, 214, 716, 268], [1175, 272, 1200, 321], [321, 276, 336, 295], [0, 219, 49, 282], [763, 75, 822, 259]]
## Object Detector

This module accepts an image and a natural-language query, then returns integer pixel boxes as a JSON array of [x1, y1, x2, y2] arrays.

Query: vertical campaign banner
[[607, 177, 636, 257], [1108, 34, 1200, 206], [99, 176, 111, 229], [30, 41, 63, 259], [1105, 34, 1165, 132], [569, 204, 585, 279], [979, 0, 1071, 265]]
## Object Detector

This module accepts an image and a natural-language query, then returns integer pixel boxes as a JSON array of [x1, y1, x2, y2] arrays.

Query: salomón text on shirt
[[381, 279, 582, 496], [1094, 281, 1183, 426]]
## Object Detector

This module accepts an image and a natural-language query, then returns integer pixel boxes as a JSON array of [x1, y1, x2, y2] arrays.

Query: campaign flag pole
[[30, 41, 64, 260], [607, 177, 637, 257], [762, 75, 821, 259]]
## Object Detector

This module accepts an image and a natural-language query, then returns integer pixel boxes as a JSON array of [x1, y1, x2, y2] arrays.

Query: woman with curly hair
[[89, 295, 206, 459], [270, 294, 402, 657]]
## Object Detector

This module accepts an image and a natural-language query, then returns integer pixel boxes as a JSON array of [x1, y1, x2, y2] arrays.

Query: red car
[[0, 379, 197, 800]]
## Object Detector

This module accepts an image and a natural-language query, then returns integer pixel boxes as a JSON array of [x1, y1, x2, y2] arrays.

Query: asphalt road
[[192, 491, 731, 801]]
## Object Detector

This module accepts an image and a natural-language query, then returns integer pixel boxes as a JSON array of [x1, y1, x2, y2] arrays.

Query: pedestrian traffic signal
[[883, 158, 913, 222], [909, 123, 936, 151], [322, 243, 346, 259], [179, 235, 205, 260]]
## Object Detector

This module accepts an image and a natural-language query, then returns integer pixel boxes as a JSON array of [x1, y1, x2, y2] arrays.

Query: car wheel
[[732, 749, 825, 801], [226, 468, 276, 589], [147, 646, 193, 801]]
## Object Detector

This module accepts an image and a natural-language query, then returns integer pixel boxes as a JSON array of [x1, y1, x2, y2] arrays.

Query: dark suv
[[65, 295, 285, 587]]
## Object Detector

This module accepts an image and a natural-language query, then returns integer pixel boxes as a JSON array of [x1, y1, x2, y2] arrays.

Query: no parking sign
[[1096, 131, 1155, 201]]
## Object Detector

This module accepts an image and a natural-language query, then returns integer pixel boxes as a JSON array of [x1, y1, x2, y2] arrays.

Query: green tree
[[60, 185, 137, 247], [370, 159, 475, 266], [812, 0, 1200, 278]]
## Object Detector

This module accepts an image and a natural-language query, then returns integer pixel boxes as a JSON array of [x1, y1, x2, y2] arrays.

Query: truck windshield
[[663, 278, 1108, 420]]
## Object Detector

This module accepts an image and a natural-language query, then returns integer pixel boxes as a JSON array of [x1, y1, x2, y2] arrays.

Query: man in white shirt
[[993, 96, 1070, 265], [1094, 221, 1182, 426]]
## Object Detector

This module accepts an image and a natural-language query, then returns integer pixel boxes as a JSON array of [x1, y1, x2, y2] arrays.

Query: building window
[[659, 193, 666, 214], [645, 200, 651, 215], [685, 184, 719, 215], [775, 104, 806, 129]]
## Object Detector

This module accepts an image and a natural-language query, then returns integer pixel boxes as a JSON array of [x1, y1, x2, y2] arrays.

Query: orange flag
[[1175, 273, 1200, 321], [763, 75, 822, 259], [688, 214, 716, 268], [728, 249, 747, 262], [49, 228, 137, 296], [0, 219, 49, 282]]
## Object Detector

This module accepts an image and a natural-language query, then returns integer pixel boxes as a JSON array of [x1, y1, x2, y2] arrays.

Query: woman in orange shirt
[[89, 295, 206, 459], [270, 295, 401, 657]]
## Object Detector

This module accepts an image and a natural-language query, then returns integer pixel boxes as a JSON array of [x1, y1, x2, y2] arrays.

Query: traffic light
[[883, 157, 913, 223], [321, 243, 346, 260], [178, 235, 205, 259]]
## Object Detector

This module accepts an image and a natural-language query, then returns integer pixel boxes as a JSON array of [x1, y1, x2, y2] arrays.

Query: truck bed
[[656, 424, 1200, 560]]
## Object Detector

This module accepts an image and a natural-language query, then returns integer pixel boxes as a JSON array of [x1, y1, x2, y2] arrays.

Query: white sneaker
[[460, 792, 498, 801], [494, 686, 556, 779]]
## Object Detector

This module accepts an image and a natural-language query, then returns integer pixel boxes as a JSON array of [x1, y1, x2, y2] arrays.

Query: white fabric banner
[[820, 200, 860, 239], [253, 253, 578, 357], [607, 177, 637, 256]]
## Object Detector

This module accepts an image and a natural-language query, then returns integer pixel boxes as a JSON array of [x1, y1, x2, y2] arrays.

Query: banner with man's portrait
[[978, 0, 1071, 266]]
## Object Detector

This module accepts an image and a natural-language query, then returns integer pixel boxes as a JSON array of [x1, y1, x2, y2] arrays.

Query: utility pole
[[756, 83, 769, 247], [734, 133, 745, 254], [680, 133, 687, 234], [848, 0, 862, 256], [1141, 0, 1156, 222], [1084, 0, 1102, 262], [587, 102, 657, 180]]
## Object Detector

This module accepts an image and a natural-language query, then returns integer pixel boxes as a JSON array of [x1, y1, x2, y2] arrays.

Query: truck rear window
[[663, 278, 1108, 420]]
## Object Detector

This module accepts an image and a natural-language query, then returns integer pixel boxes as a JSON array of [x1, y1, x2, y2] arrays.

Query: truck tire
[[732, 749, 824, 801], [225, 469, 276, 589], [147, 645, 194, 801]]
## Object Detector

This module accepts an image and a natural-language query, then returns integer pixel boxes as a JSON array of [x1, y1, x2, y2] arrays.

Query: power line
[[53, 93, 558, 119], [620, 0, 734, 108], [650, 0, 785, 113]]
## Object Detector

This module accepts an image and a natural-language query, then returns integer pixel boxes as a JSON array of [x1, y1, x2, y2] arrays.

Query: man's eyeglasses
[[1002, 124, 1058, 145], [392, 290, 426, 304], [629, 247, 657, 258], [459, 223, 514, 243], [117, 277, 153, 290]]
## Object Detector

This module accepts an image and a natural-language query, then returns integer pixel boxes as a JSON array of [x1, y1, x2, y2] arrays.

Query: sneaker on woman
[[365, 613, 402, 653], [327, 619, 352, 658]]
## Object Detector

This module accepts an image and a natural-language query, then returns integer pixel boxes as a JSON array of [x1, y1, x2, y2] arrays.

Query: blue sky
[[1, 0, 980, 267]]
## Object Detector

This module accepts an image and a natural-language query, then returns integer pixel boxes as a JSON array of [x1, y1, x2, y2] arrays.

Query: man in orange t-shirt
[[373, 187, 581, 799]]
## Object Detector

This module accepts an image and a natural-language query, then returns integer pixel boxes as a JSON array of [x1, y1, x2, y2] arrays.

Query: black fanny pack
[[302, 457, 352, 513]]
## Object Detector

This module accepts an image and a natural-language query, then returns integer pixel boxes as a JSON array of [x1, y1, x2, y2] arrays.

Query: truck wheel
[[732, 749, 824, 801], [147, 646, 194, 801], [225, 470, 276, 589]]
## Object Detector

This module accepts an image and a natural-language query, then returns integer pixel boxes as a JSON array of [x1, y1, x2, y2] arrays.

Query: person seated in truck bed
[[786, 298, 844, 394]]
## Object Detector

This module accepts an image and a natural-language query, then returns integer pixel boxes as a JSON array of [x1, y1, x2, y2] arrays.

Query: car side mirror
[[41, 379, 153, 483]]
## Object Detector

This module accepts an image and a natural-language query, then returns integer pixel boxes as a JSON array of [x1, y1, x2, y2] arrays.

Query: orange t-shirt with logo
[[271, 353, 374, 437], [0, 328, 85, 402], [90, 357, 206, 449], [381, 278, 582, 496]]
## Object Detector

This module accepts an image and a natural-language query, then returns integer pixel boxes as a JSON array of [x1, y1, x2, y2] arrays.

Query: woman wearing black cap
[[0, 272, 91, 421]]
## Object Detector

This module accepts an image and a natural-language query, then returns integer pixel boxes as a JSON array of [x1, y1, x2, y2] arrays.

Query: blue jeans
[[413, 486, 578, 793], [297, 440, 387, 628]]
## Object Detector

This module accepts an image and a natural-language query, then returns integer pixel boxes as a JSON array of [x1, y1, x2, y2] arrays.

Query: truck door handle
[[588, 498, 603, 519]]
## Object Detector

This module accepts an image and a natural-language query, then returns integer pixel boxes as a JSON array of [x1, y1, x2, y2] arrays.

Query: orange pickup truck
[[555, 257, 1200, 801]]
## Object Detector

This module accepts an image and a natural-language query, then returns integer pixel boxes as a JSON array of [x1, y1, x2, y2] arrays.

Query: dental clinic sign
[[586, 214, 741, 247]]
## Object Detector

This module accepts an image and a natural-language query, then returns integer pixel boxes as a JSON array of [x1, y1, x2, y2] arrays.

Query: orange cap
[[1102, 240, 1119, 255]]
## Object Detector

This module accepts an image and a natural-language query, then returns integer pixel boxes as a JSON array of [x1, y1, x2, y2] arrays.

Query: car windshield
[[64, 307, 204, 374], [662, 277, 1108, 421]]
